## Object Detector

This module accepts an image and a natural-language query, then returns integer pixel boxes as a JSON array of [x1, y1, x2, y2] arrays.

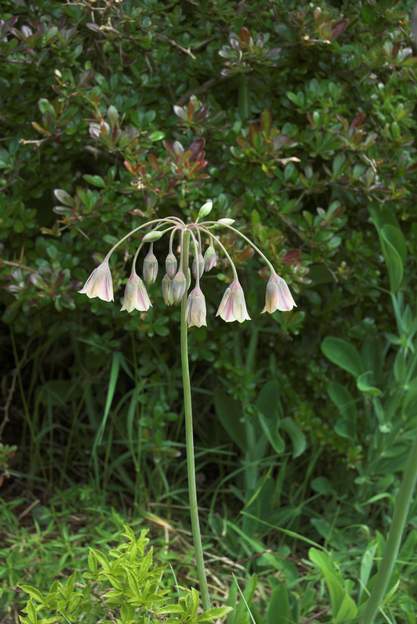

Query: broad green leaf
[[327, 381, 357, 439], [380, 225, 404, 292], [309, 548, 357, 620], [321, 337, 363, 377], [267, 584, 292, 624], [19, 585, 44, 604], [83, 174, 106, 188], [214, 389, 245, 451], [256, 381, 285, 454], [359, 542, 377, 600], [334, 592, 358, 623], [356, 372, 382, 397], [280, 418, 306, 458], [198, 606, 234, 622]]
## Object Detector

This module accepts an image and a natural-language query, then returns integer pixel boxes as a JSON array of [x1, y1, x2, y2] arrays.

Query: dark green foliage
[[2, 0, 417, 621]]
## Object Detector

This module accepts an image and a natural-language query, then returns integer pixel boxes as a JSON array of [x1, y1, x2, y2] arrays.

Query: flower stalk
[[180, 229, 211, 610], [78, 204, 297, 611]]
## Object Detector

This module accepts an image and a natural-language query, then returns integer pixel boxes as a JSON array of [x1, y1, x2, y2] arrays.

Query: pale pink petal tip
[[216, 279, 250, 323], [263, 273, 296, 313], [78, 260, 114, 302], [186, 286, 207, 328], [120, 271, 152, 313]]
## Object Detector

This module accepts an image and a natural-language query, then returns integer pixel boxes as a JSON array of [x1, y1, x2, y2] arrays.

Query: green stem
[[180, 230, 211, 610], [360, 433, 417, 623]]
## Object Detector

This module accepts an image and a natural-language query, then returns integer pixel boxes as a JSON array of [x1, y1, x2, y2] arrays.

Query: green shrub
[[19, 527, 231, 624], [2, 0, 417, 553]]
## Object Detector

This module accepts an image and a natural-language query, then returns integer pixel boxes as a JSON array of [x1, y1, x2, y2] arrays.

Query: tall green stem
[[360, 433, 417, 623], [180, 230, 211, 610]]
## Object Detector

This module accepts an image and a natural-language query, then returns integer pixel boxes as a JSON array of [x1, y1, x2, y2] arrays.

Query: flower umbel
[[263, 272, 296, 313], [121, 270, 152, 312], [186, 286, 207, 327], [216, 279, 250, 323], [78, 259, 113, 302]]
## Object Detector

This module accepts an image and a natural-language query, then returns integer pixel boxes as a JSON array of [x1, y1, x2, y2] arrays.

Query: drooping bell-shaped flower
[[143, 246, 158, 285], [192, 252, 205, 279], [263, 272, 296, 313], [162, 274, 174, 305], [120, 270, 151, 312], [204, 245, 217, 272], [216, 279, 250, 323], [78, 259, 114, 302], [172, 270, 187, 304], [165, 252, 178, 278], [186, 286, 207, 328]]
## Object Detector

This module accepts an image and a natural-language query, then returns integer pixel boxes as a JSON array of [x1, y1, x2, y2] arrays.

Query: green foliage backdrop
[[2, 0, 417, 568]]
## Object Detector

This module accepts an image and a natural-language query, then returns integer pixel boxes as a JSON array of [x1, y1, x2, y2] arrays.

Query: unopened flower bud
[[78, 259, 113, 302], [186, 286, 207, 328], [143, 247, 158, 284], [172, 270, 187, 303], [218, 218, 235, 225], [198, 199, 213, 219], [165, 252, 178, 278], [216, 279, 250, 323], [143, 230, 163, 243], [192, 253, 205, 279], [121, 271, 152, 312], [203, 245, 217, 272], [162, 274, 174, 305], [263, 272, 296, 313]]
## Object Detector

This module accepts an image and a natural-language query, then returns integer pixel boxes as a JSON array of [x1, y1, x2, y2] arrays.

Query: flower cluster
[[78, 201, 296, 327]]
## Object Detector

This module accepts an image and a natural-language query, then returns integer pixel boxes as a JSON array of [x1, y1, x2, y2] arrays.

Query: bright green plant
[[321, 215, 417, 621], [19, 527, 231, 624]]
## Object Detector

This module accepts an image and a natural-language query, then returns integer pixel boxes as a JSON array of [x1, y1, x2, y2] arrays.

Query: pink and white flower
[[216, 279, 250, 323], [78, 259, 114, 302], [263, 272, 296, 313], [186, 286, 207, 327], [120, 271, 152, 312]]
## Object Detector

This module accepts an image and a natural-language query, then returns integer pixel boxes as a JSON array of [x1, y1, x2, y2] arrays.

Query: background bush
[[2, 0, 417, 620]]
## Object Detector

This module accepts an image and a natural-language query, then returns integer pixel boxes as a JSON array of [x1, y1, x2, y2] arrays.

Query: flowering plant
[[78, 200, 296, 608]]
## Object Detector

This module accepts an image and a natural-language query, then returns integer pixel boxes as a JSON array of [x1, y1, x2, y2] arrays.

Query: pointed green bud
[[203, 245, 217, 271], [192, 253, 205, 279], [165, 252, 178, 278], [218, 218, 235, 225], [143, 230, 164, 243], [143, 247, 158, 284], [198, 199, 213, 219], [172, 270, 187, 303], [162, 274, 174, 305]]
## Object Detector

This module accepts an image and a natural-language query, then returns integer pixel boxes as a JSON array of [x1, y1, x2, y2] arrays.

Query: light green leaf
[[267, 584, 292, 624], [309, 548, 357, 621], [321, 337, 364, 377], [198, 606, 233, 622], [83, 174, 106, 188], [214, 389, 245, 451], [280, 418, 306, 458], [379, 225, 406, 292]]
